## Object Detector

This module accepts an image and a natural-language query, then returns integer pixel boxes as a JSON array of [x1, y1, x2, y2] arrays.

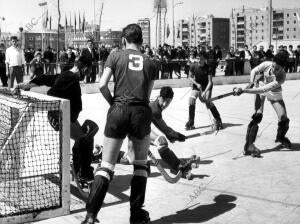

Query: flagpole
[[57, 0, 61, 63]]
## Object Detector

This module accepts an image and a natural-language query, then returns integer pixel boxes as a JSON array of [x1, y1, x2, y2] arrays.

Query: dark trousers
[[0, 66, 8, 87], [8, 66, 23, 88], [86, 65, 97, 83]]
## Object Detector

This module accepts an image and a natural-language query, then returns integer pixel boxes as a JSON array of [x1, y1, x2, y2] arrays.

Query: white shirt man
[[5, 37, 25, 88]]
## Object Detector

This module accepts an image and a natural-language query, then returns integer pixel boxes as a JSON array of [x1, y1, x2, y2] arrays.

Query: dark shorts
[[104, 103, 152, 139]]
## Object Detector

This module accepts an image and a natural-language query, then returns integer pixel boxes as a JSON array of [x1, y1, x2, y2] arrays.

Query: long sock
[[210, 105, 221, 120], [86, 175, 109, 215], [189, 105, 195, 123], [130, 175, 147, 212]]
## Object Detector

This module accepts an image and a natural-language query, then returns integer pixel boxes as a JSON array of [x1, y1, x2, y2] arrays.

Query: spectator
[[81, 39, 97, 83], [265, 45, 274, 61], [43, 46, 55, 75], [258, 45, 266, 63], [251, 45, 260, 69], [240, 45, 252, 75], [287, 45, 295, 73], [5, 36, 25, 88], [225, 46, 235, 76], [295, 45, 300, 72], [0, 43, 8, 87], [24, 47, 34, 75], [234, 48, 243, 75], [99, 45, 109, 77], [30, 52, 44, 79]]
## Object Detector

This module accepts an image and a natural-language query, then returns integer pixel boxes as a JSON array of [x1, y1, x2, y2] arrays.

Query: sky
[[0, 0, 299, 45]]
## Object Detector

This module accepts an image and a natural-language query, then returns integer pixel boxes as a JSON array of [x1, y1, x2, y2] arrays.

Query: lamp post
[[0, 17, 5, 39], [172, 0, 183, 46]]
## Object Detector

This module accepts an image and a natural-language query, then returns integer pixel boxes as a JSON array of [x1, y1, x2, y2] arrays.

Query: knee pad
[[133, 162, 150, 177], [189, 96, 196, 105], [95, 161, 115, 182], [251, 113, 263, 124]]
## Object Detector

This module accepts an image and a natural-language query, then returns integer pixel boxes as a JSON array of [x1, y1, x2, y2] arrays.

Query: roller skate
[[185, 120, 195, 130], [130, 208, 150, 224], [213, 119, 223, 131], [244, 144, 261, 158], [275, 137, 292, 149]]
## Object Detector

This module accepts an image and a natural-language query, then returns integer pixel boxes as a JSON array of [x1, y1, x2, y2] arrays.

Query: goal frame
[[0, 90, 70, 224]]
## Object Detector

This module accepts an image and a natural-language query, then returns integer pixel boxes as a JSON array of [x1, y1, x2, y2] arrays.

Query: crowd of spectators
[[1, 36, 300, 88]]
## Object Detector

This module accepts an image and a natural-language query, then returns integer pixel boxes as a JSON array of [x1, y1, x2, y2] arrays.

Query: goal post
[[0, 88, 70, 223]]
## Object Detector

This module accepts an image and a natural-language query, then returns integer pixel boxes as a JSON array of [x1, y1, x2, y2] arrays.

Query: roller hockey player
[[16, 55, 98, 181], [233, 52, 292, 157], [82, 24, 157, 224], [186, 52, 223, 130]]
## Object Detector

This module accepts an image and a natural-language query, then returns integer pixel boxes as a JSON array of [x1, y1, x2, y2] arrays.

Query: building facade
[[137, 18, 151, 47], [24, 31, 65, 51], [176, 15, 229, 53], [231, 7, 300, 49]]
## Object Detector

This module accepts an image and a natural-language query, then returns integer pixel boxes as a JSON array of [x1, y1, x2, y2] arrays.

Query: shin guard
[[244, 113, 262, 151]]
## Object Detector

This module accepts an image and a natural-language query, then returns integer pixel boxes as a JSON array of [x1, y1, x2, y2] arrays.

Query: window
[[262, 22, 264, 26], [294, 13, 297, 17], [287, 13, 289, 17], [232, 31, 235, 34], [294, 28, 296, 31], [294, 20, 296, 24], [294, 35, 296, 38], [256, 30, 258, 33], [287, 35, 289, 39], [287, 28, 289, 31], [262, 16, 264, 19], [256, 36, 258, 39], [287, 21, 289, 24], [262, 36, 264, 40], [256, 16, 258, 19], [262, 29, 264, 32]]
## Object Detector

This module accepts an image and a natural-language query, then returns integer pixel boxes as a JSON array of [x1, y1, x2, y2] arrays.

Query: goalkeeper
[[16, 55, 98, 181]]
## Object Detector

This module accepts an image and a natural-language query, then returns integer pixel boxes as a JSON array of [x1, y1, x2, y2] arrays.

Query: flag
[[74, 12, 77, 34], [82, 12, 85, 33], [49, 16, 52, 30], [79, 12, 81, 32], [65, 15, 67, 30], [166, 24, 170, 38], [44, 10, 49, 29], [38, 1, 47, 6], [177, 30, 180, 38], [69, 12, 72, 30]]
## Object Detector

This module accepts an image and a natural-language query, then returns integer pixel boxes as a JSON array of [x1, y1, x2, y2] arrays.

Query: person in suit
[[81, 39, 98, 83], [240, 45, 252, 75]]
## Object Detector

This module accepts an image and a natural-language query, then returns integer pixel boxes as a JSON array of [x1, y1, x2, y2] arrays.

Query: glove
[[166, 131, 186, 143], [233, 87, 243, 96]]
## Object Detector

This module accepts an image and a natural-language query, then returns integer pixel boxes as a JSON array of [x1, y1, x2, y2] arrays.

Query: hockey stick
[[147, 150, 182, 184], [208, 91, 234, 102]]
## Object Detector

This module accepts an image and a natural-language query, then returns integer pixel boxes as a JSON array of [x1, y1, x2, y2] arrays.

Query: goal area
[[0, 88, 70, 223]]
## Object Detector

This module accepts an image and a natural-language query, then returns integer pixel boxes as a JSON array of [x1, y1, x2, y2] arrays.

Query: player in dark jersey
[[185, 52, 223, 130], [16, 56, 98, 181], [93, 86, 193, 178], [82, 24, 157, 224]]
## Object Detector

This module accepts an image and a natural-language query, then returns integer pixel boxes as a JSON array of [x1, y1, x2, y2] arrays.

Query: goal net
[[0, 88, 70, 224]]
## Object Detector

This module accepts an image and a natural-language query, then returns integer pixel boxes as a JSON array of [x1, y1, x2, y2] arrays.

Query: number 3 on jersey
[[128, 54, 143, 71]]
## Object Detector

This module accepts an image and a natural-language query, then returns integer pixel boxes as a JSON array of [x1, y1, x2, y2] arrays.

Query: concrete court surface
[[34, 80, 300, 224]]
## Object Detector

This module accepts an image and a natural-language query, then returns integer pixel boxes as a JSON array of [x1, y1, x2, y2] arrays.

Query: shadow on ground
[[151, 194, 237, 224], [261, 143, 300, 155]]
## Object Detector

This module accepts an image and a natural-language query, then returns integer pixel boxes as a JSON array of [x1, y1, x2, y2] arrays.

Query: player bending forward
[[233, 52, 292, 157], [95, 86, 193, 177], [16, 56, 98, 181], [82, 24, 157, 224], [185, 52, 223, 130]]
